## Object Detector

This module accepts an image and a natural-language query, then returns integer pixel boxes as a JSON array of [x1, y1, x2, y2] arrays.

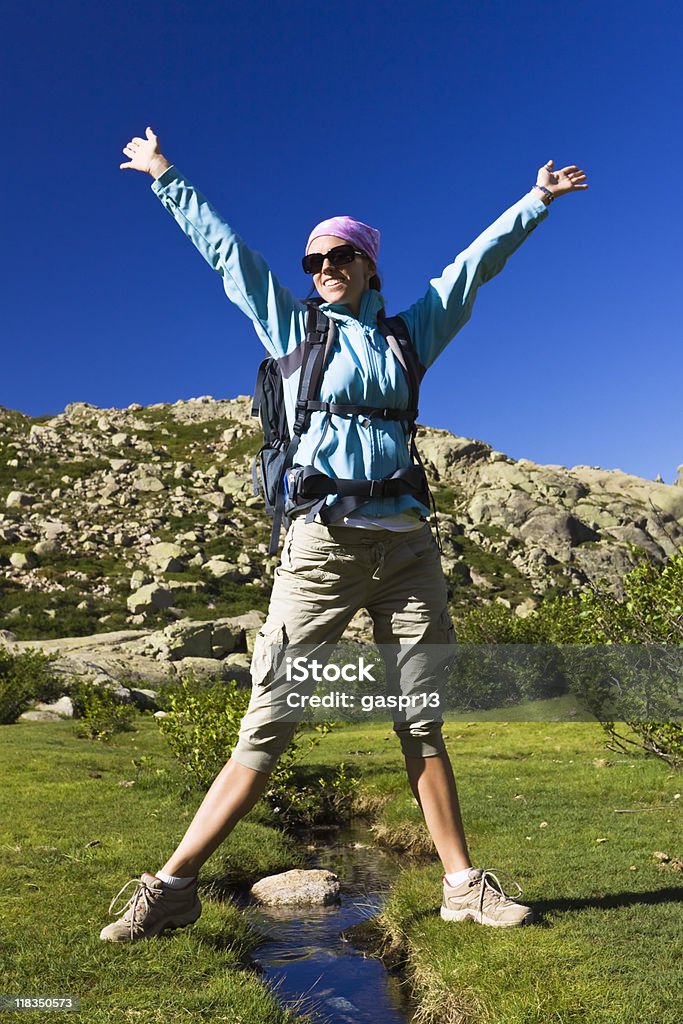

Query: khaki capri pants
[[232, 517, 457, 774]]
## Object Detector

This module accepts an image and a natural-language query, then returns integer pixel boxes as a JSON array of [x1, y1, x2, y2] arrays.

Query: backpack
[[251, 300, 434, 554]]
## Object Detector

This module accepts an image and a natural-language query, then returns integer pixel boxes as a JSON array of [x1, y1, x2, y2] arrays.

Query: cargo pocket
[[251, 622, 288, 692]]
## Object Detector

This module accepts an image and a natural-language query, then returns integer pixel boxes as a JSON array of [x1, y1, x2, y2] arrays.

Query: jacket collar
[[318, 289, 384, 326]]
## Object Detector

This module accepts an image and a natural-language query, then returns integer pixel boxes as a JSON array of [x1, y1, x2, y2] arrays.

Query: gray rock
[[134, 477, 165, 493], [41, 520, 68, 544], [250, 869, 341, 906], [202, 491, 233, 510], [217, 472, 249, 496], [19, 710, 62, 722], [6, 491, 35, 509], [130, 570, 152, 590], [163, 621, 213, 660], [147, 542, 187, 567], [212, 622, 240, 656], [33, 696, 75, 718], [218, 611, 265, 655], [518, 511, 599, 562], [175, 657, 232, 680], [129, 688, 159, 710], [220, 652, 252, 685], [33, 539, 58, 557], [127, 584, 174, 614], [10, 551, 39, 569], [205, 558, 240, 580]]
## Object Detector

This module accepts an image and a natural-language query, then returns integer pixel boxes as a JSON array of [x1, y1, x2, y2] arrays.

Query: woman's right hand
[[120, 127, 171, 179]]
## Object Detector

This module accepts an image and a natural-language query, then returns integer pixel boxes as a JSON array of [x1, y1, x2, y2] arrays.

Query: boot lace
[[107, 878, 160, 942], [474, 868, 523, 917]]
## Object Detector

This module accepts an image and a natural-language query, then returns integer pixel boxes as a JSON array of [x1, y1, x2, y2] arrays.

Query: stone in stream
[[250, 869, 341, 906]]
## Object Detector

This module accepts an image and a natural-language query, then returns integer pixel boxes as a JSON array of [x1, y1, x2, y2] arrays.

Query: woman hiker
[[100, 127, 587, 941]]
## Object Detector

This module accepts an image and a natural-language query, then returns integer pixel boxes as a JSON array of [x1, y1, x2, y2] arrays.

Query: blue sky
[[3, 0, 681, 482]]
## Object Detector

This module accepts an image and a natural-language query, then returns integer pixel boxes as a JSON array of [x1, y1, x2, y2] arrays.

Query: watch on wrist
[[533, 183, 555, 202]]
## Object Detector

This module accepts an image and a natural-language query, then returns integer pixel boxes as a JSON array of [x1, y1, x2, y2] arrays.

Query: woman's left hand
[[536, 160, 589, 201]]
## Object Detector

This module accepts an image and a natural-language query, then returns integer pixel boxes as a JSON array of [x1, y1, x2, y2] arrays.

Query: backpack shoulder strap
[[292, 303, 336, 438], [377, 311, 425, 426]]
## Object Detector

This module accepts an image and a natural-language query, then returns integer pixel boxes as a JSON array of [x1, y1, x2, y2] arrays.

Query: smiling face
[[307, 235, 374, 316]]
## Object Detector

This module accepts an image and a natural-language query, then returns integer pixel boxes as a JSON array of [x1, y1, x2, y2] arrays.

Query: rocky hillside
[[1, 397, 682, 645]]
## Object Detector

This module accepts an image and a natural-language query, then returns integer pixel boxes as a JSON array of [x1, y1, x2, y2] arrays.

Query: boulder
[[134, 477, 165, 493], [127, 584, 174, 614], [33, 539, 58, 557], [202, 491, 233, 510], [218, 611, 265, 654], [205, 558, 240, 580], [212, 622, 240, 657], [146, 541, 187, 573], [6, 491, 35, 509], [10, 551, 39, 569], [518, 511, 599, 561], [175, 657, 233, 681], [130, 570, 152, 590], [217, 472, 250, 496], [250, 869, 341, 906], [33, 696, 75, 718], [129, 688, 159, 710], [163, 621, 213, 660], [221, 652, 252, 685]]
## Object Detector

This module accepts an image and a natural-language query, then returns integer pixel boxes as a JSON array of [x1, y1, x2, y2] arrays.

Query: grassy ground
[[301, 719, 683, 1024], [0, 719, 307, 1024], [1, 715, 681, 1024]]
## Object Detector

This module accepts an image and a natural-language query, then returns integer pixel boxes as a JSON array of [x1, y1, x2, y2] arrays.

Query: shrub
[[155, 675, 251, 789], [570, 553, 683, 767], [0, 647, 61, 724], [70, 678, 137, 741], [451, 554, 683, 767], [156, 674, 356, 826]]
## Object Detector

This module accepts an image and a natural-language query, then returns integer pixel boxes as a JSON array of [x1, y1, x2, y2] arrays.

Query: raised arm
[[398, 160, 588, 369], [120, 128, 304, 359]]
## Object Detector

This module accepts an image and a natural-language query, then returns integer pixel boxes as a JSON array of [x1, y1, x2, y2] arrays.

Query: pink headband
[[306, 215, 380, 267]]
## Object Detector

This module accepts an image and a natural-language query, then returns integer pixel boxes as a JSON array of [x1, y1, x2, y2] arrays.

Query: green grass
[[2, 709, 681, 1023], [296, 719, 683, 1024], [0, 718, 307, 1024]]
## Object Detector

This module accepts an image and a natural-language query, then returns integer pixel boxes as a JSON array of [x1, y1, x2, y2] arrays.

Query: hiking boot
[[440, 868, 534, 927], [100, 872, 201, 942]]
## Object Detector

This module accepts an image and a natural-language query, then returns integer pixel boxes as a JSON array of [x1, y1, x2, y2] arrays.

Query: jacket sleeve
[[397, 193, 549, 370], [151, 166, 304, 359]]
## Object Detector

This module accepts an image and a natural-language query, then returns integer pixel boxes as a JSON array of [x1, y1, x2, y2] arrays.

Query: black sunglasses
[[301, 243, 366, 275]]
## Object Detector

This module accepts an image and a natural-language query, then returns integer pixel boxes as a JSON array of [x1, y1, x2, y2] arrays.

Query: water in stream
[[243, 822, 417, 1024]]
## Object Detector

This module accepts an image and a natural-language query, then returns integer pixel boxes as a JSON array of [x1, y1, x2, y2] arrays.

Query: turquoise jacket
[[152, 167, 548, 518]]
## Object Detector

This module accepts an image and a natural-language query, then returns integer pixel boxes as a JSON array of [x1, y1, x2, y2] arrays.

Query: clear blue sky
[[3, 1, 681, 481]]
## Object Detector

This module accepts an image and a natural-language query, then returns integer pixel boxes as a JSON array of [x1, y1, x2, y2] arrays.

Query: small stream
[[242, 822, 417, 1024]]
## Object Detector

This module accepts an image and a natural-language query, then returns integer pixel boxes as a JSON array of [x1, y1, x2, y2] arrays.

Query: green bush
[[0, 647, 61, 724], [155, 675, 250, 789], [70, 678, 137, 741], [264, 759, 359, 829], [451, 554, 683, 767], [156, 674, 357, 826], [569, 553, 683, 767]]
